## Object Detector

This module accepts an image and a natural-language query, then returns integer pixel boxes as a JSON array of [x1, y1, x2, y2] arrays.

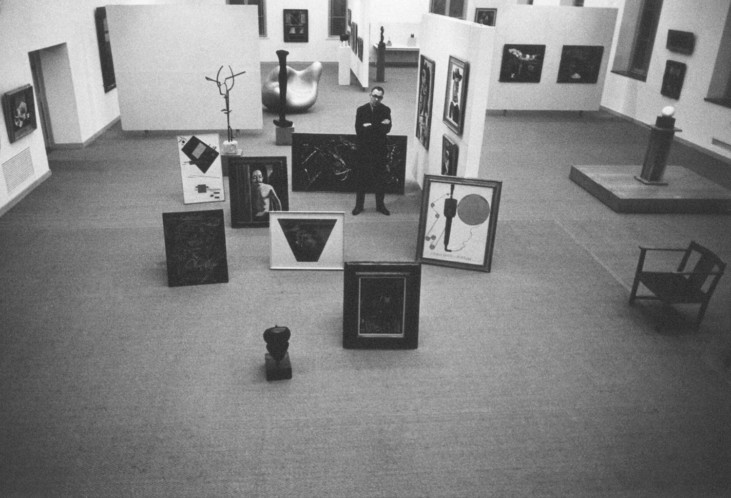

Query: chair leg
[[629, 250, 646, 305], [696, 300, 711, 329]]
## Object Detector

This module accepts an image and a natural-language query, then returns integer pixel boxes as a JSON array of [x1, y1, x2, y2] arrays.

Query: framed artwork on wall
[[474, 8, 497, 26], [176, 134, 224, 204], [270, 211, 345, 270], [557, 45, 604, 84], [416, 55, 435, 150], [343, 262, 421, 350], [357, 37, 364, 61], [661, 60, 687, 100], [441, 135, 459, 176], [283, 9, 308, 43], [2, 84, 37, 143], [94, 7, 116, 92], [442, 56, 470, 136], [416, 175, 502, 272], [499, 44, 546, 83], [291, 133, 407, 194], [228, 156, 289, 228], [666, 30, 695, 55], [351, 23, 358, 54], [162, 209, 229, 287]]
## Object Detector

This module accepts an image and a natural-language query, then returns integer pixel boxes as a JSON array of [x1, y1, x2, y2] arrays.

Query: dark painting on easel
[[163, 209, 229, 287]]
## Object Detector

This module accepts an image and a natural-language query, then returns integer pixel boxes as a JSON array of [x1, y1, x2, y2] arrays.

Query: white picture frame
[[269, 211, 345, 270]]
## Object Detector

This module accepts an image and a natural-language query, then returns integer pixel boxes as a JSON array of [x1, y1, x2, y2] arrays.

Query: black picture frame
[[443, 56, 469, 136], [162, 209, 229, 287], [474, 8, 497, 26], [556, 45, 604, 84], [351, 23, 358, 54], [94, 7, 116, 92], [442, 135, 459, 176], [499, 44, 546, 83], [291, 133, 407, 194], [416, 55, 435, 150], [416, 175, 502, 272], [343, 262, 421, 350], [666, 29, 695, 55], [357, 37, 364, 61], [661, 60, 687, 100], [283, 9, 308, 43], [2, 84, 37, 143], [229, 156, 289, 228]]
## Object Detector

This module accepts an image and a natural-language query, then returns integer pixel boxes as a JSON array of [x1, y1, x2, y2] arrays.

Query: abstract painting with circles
[[416, 175, 502, 272]]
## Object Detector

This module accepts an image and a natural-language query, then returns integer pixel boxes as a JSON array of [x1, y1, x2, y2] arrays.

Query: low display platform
[[570, 165, 731, 214]]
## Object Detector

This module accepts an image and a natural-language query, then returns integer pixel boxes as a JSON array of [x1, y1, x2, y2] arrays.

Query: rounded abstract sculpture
[[262, 61, 323, 113]]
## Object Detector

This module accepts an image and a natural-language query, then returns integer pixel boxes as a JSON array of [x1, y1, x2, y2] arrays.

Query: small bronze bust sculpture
[[263, 325, 292, 381]]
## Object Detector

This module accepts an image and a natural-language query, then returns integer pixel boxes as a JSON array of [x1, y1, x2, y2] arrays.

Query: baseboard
[[0, 170, 52, 219], [51, 116, 121, 150]]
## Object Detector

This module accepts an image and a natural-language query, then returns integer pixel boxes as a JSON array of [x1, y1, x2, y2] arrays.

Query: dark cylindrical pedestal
[[376, 42, 386, 82], [274, 50, 293, 129], [637, 127, 676, 185]]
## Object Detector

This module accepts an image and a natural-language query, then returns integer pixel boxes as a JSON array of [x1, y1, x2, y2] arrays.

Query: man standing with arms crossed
[[352, 86, 392, 216]]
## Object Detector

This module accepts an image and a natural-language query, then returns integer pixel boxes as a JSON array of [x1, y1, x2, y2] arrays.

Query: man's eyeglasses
[[371, 94, 384, 100]]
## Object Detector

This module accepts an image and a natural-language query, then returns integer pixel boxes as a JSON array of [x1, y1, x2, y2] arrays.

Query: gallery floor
[[1, 63, 730, 497]]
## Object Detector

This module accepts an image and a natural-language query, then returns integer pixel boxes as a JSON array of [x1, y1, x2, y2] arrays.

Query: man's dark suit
[[354, 101, 392, 209]]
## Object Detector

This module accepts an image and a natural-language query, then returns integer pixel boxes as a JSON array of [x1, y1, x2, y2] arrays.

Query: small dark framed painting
[[343, 262, 421, 350], [229, 156, 289, 228], [283, 9, 308, 43], [499, 44, 546, 83], [443, 56, 470, 136], [474, 8, 497, 26], [666, 30, 695, 55], [162, 209, 229, 287], [661, 60, 687, 100], [2, 84, 37, 143], [416, 55, 435, 150], [416, 175, 502, 272], [557, 45, 604, 84], [94, 7, 116, 92], [442, 135, 459, 176]]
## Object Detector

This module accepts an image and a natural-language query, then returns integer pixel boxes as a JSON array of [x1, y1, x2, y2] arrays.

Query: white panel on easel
[[107, 5, 263, 132]]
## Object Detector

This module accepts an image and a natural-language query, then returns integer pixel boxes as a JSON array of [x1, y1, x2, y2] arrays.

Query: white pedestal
[[338, 45, 350, 86]]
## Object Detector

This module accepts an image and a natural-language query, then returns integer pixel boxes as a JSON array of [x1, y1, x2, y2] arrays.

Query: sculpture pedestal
[[275, 126, 294, 146], [338, 45, 350, 85], [265, 353, 292, 381]]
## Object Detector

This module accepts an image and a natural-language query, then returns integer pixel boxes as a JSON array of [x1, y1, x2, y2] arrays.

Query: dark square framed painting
[[416, 175, 502, 272], [557, 45, 604, 84], [343, 262, 421, 349], [162, 209, 229, 287], [474, 8, 497, 26], [416, 55, 436, 150], [441, 135, 459, 176], [666, 29, 695, 55], [499, 44, 546, 83], [443, 56, 469, 136], [291, 133, 407, 194], [661, 60, 686, 100], [283, 9, 308, 43], [228, 156, 289, 228], [2, 84, 37, 143]]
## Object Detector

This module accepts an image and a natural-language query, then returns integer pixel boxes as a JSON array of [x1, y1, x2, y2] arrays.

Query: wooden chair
[[629, 241, 726, 327]]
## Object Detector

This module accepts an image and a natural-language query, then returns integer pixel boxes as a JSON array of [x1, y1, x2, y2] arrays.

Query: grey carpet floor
[[1, 64, 730, 497]]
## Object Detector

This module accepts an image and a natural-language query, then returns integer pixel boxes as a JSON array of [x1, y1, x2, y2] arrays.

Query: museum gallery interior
[[1, 0, 731, 496]]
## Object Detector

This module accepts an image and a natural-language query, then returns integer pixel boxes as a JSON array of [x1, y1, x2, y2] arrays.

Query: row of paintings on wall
[[499, 44, 605, 84]]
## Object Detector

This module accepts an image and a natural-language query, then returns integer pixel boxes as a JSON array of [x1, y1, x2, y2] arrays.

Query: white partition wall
[[107, 5, 263, 131], [412, 14, 495, 186], [487, 5, 617, 111]]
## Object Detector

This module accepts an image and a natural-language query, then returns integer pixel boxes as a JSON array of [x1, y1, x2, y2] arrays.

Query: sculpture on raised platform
[[635, 106, 681, 185], [262, 59, 323, 114]]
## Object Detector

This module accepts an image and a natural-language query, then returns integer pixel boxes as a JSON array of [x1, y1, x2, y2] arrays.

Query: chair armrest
[[638, 246, 687, 252]]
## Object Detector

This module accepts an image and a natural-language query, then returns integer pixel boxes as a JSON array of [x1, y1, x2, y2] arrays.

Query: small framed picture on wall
[[283, 9, 308, 43], [443, 56, 470, 136]]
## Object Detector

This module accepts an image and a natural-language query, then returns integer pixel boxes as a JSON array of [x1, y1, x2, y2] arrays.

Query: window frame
[[329, 0, 347, 38]]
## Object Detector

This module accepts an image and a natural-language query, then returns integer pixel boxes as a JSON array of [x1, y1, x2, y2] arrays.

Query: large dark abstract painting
[[499, 44, 546, 83], [291, 133, 407, 193], [557, 45, 604, 84], [162, 209, 229, 287]]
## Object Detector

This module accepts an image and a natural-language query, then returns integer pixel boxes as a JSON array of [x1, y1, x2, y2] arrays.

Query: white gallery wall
[[601, 0, 731, 162], [412, 14, 495, 186], [107, 5, 262, 132], [486, 5, 617, 111]]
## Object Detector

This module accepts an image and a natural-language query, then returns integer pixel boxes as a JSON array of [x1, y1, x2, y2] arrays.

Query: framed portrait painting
[[474, 8, 497, 26], [228, 156, 289, 228], [660, 60, 686, 100], [441, 135, 459, 176], [416, 55, 435, 150], [283, 9, 308, 43], [557, 45, 604, 84], [270, 211, 345, 270], [499, 44, 546, 83], [343, 262, 421, 350], [443, 56, 470, 136], [416, 175, 502, 272], [2, 85, 37, 143]]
